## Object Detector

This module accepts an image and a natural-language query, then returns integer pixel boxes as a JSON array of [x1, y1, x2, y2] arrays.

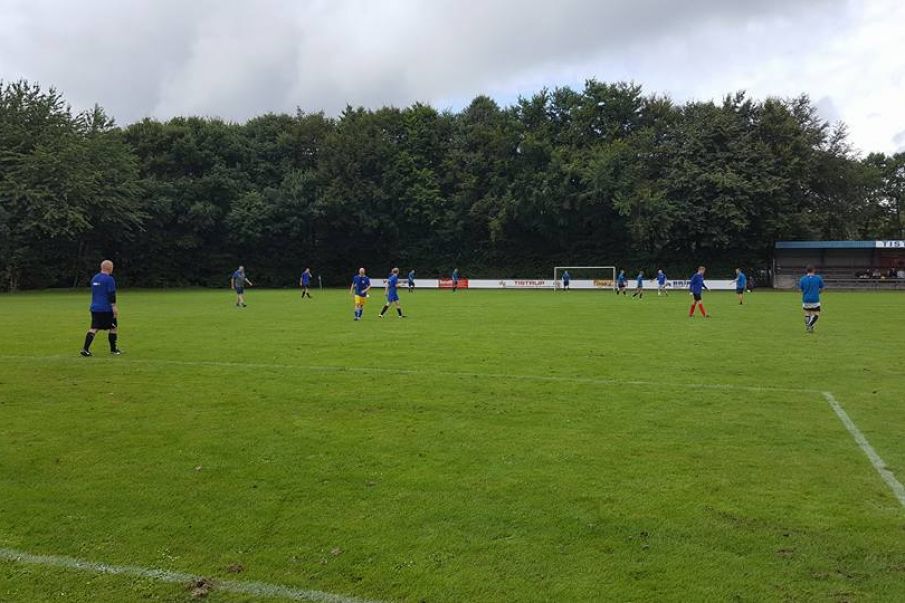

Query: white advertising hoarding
[[368, 278, 741, 290]]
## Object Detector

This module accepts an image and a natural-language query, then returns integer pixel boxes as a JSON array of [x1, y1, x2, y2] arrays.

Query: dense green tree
[[2, 78, 901, 290]]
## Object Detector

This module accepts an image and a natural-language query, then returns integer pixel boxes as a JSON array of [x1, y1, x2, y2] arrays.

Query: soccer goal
[[553, 266, 617, 291]]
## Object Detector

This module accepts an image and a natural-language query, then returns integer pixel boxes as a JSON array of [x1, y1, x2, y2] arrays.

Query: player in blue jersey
[[379, 267, 406, 318], [799, 265, 825, 333], [300, 267, 313, 299], [631, 271, 645, 298], [688, 266, 709, 318], [350, 267, 371, 321], [407, 269, 416, 293], [451, 268, 460, 292], [80, 260, 122, 356], [734, 268, 748, 305], [616, 270, 627, 295], [561, 270, 571, 290], [656, 269, 669, 296], [230, 266, 253, 307]]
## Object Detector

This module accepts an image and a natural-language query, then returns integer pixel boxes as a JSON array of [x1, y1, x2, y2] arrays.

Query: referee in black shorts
[[81, 260, 123, 356]]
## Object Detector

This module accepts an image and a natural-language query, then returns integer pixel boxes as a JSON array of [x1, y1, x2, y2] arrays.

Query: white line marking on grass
[[0, 354, 817, 394], [0, 547, 383, 603], [823, 391, 905, 508]]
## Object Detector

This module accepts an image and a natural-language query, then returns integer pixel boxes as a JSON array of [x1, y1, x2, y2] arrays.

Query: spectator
[[898, 268, 905, 279]]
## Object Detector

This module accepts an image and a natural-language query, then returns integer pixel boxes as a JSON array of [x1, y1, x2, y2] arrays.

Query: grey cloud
[[893, 129, 905, 152], [0, 0, 849, 125], [815, 96, 841, 125]]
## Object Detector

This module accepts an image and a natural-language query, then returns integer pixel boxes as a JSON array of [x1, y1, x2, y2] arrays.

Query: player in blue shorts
[[656, 269, 669, 296], [799, 265, 825, 333], [616, 270, 627, 295], [80, 259, 123, 356], [300, 267, 313, 299], [734, 268, 748, 305], [379, 267, 406, 318], [350, 267, 371, 321], [231, 266, 252, 307], [407, 269, 416, 293], [631, 270, 645, 298]]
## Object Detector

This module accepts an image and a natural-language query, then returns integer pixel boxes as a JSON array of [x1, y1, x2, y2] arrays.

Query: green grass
[[1, 287, 904, 602]]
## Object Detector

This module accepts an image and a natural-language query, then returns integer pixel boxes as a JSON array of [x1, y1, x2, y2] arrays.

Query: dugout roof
[[775, 240, 905, 249]]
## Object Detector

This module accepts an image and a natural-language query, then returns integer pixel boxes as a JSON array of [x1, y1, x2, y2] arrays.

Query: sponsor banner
[[471, 279, 552, 289], [439, 278, 468, 289], [366, 277, 741, 290], [556, 279, 614, 289], [661, 279, 737, 290], [876, 240, 905, 249], [371, 278, 440, 289]]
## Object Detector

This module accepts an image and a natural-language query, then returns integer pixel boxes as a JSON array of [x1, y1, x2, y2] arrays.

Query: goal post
[[553, 266, 617, 291]]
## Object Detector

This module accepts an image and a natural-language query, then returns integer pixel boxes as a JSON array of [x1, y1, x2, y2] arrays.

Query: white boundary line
[[822, 392, 905, 508], [0, 547, 382, 603], [0, 355, 817, 394], [4, 355, 904, 507]]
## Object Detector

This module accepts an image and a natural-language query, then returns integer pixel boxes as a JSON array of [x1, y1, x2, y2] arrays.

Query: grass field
[[1, 286, 904, 602]]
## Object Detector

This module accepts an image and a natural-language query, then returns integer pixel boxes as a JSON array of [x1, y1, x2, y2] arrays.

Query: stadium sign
[[876, 240, 905, 248]]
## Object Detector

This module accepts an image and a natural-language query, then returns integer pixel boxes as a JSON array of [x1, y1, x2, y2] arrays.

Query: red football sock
[[698, 303, 707, 316], [689, 303, 696, 317]]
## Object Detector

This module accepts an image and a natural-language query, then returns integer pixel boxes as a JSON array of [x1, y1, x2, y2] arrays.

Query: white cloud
[[1, 0, 902, 152]]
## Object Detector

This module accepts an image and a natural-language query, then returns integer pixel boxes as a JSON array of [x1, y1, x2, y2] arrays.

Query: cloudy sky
[[1, 0, 902, 153]]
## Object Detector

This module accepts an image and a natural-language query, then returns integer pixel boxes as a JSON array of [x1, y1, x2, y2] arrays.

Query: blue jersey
[[689, 273, 706, 295], [736, 272, 747, 289], [617, 272, 627, 285], [232, 270, 246, 289], [636, 274, 644, 287], [387, 274, 398, 294], [353, 275, 371, 296], [656, 272, 667, 286], [799, 274, 824, 304], [407, 271, 415, 284], [562, 272, 570, 283], [301, 271, 311, 286], [90, 273, 116, 312], [452, 270, 459, 282]]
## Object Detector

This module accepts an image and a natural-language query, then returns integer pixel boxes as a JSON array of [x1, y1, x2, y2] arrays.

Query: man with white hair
[[231, 265, 253, 307], [80, 260, 122, 356]]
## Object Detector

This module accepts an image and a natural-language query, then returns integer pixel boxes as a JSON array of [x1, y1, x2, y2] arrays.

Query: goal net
[[553, 266, 616, 291]]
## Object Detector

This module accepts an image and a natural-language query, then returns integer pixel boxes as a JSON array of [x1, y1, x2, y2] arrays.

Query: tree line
[[1, 78, 903, 290]]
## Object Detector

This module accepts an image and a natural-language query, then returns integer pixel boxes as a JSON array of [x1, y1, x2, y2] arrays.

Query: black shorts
[[618, 283, 626, 289], [90, 311, 117, 330], [692, 292, 702, 301], [235, 287, 245, 295], [736, 288, 745, 294]]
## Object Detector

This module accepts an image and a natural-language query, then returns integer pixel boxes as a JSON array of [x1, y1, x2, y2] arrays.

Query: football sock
[[689, 304, 696, 317], [109, 333, 117, 351], [396, 307, 403, 316], [83, 332, 95, 351], [380, 305, 388, 316], [698, 303, 707, 316], [810, 315, 819, 327]]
